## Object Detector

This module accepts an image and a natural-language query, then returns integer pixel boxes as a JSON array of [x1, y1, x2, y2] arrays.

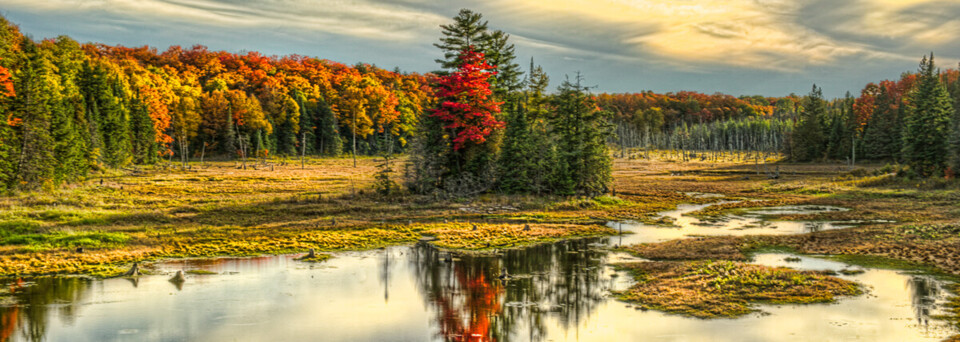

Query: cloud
[[0, 0, 450, 41], [829, 0, 960, 45], [2, 0, 958, 95], [481, 0, 920, 72]]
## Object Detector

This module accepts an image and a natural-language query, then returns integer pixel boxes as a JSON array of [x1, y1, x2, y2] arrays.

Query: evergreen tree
[[948, 63, 960, 174], [315, 96, 343, 156], [902, 54, 953, 177], [497, 101, 534, 193], [49, 36, 90, 181], [12, 41, 57, 189], [498, 59, 555, 194], [481, 30, 522, 98], [862, 85, 902, 161], [129, 97, 157, 164], [81, 61, 132, 168], [790, 85, 826, 162], [434, 9, 489, 71], [294, 91, 315, 155], [0, 18, 20, 191], [551, 74, 612, 196]]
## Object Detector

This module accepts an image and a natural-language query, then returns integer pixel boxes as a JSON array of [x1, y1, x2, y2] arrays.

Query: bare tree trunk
[[352, 112, 357, 168], [851, 134, 856, 170], [301, 132, 307, 169]]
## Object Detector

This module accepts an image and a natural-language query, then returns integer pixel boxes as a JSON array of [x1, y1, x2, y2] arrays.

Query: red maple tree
[[0, 63, 13, 98], [431, 48, 503, 151]]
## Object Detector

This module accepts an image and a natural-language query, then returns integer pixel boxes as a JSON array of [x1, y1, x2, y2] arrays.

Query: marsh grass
[[617, 260, 862, 318]]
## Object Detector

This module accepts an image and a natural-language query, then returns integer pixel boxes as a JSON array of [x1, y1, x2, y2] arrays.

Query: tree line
[[0, 15, 433, 191], [3, 10, 959, 194]]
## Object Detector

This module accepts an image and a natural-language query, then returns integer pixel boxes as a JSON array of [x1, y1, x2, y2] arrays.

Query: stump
[[124, 262, 141, 277], [170, 270, 186, 283]]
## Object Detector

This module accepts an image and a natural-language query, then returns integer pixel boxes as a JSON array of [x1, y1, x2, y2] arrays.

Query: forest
[[2, 9, 959, 194]]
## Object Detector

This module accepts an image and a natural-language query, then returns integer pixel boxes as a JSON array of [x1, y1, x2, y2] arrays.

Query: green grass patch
[[0, 231, 131, 249], [185, 270, 218, 275]]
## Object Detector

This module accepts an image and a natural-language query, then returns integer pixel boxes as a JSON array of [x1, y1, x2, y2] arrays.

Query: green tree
[[497, 100, 534, 193], [12, 41, 57, 189], [790, 85, 826, 162], [902, 54, 953, 177], [434, 9, 489, 71], [550, 74, 612, 196], [862, 85, 902, 161], [48, 37, 90, 181]]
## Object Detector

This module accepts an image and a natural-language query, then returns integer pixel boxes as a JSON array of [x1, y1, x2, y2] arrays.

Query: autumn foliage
[[0, 64, 12, 98], [431, 48, 503, 150]]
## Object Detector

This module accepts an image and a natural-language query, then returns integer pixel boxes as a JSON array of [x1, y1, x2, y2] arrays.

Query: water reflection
[[908, 276, 943, 327], [0, 245, 956, 341], [411, 239, 611, 341], [0, 278, 91, 342]]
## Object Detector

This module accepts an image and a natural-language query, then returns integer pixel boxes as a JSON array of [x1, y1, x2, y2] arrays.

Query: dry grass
[[617, 260, 862, 318]]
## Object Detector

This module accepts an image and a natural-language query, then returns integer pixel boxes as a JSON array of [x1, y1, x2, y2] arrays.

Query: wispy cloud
[[483, 0, 920, 71], [1, 0, 449, 41], [2, 0, 958, 95]]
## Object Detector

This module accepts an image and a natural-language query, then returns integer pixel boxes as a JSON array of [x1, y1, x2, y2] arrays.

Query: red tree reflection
[[429, 260, 504, 342]]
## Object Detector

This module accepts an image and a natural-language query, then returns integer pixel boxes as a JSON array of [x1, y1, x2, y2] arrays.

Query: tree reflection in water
[[409, 238, 611, 342], [907, 275, 944, 327], [0, 277, 90, 342]]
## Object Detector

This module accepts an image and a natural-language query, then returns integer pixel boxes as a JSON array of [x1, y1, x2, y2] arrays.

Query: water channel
[[1, 200, 956, 341]]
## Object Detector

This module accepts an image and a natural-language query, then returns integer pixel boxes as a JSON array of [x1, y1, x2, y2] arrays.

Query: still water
[[1, 204, 957, 341]]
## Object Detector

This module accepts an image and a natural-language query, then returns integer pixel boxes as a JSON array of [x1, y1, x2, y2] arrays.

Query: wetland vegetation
[[1, 5, 960, 342]]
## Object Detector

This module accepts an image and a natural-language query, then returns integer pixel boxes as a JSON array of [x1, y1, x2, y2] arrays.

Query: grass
[[0, 231, 130, 249], [616, 260, 862, 318], [2, 152, 960, 336], [185, 269, 217, 275]]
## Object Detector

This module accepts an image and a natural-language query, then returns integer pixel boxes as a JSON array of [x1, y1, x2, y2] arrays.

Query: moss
[[616, 260, 862, 318], [294, 254, 331, 263], [185, 270, 218, 275], [1, 231, 131, 249]]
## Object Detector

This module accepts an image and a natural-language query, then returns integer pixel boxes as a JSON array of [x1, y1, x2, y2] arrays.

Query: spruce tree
[[129, 97, 157, 164], [790, 85, 826, 162], [551, 74, 612, 196], [497, 100, 534, 193], [902, 54, 953, 177], [49, 36, 90, 181], [315, 96, 343, 156], [13, 41, 57, 189], [862, 85, 901, 160], [948, 63, 960, 175]]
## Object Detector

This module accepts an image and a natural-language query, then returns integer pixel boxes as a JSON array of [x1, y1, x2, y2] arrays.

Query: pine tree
[[862, 85, 902, 161], [902, 54, 953, 177], [790, 85, 826, 162], [129, 97, 157, 164], [948, 63, 960, 175], [434, 9, 489, 71], [294, 91, 315, 155], [315, 96, 343, 156], [498, 101, 534, 193], [498, 59, 556, 194], [551, 73, 612, 196], [13, 41, 57, 189], [49, 36, 90, 181], [481, 30, 522, 98]]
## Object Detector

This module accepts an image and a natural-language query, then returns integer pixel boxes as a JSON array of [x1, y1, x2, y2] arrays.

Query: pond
[[1, 202, 957, 341]]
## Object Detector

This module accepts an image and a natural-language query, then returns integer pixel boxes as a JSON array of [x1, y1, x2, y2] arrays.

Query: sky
[[1, 0, 959, 97]]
